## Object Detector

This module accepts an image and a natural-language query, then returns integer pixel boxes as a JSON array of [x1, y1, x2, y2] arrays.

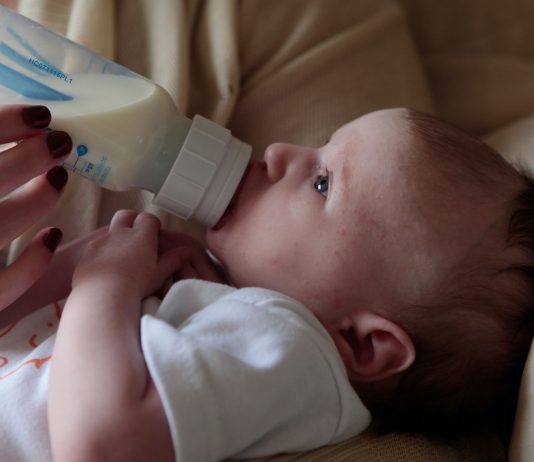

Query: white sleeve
[[141, 284, 370, 462]]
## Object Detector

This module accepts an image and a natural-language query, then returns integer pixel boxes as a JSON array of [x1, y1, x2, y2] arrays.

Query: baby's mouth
[[211, 163, 252, 230]]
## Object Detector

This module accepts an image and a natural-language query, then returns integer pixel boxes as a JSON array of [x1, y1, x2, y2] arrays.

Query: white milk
[[46, 73, 191, 192], [41, 73, 251, 226], [0, 6, 251, 226]]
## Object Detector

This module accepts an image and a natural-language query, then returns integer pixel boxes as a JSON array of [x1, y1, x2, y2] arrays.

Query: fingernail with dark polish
[[46, 166, 68, 192], [22, 105, 51, 129], [43, 228, 62, 252], [47, 131, 72, 158]]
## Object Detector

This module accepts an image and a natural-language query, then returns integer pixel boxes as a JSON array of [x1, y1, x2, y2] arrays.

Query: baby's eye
[[314, 174, 329, 198]]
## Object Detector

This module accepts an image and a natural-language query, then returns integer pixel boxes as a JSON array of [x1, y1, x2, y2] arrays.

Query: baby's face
[[207, 108, 512, 326]]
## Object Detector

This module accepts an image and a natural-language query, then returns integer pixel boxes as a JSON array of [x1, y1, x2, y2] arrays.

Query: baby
[[1, 107, 533, 462], [207, 107, 534, 431]]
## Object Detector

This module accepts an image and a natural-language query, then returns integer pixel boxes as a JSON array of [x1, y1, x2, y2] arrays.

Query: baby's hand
[[159, 229, 228, 284], [72, 210, 191, 299]]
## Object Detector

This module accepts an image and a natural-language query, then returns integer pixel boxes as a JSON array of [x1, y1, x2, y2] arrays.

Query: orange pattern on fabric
[[0, 322, 17, 338], [0, 356, 52, 381], [0, 302, 62, 380]]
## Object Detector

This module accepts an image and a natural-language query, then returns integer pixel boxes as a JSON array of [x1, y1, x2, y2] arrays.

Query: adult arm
[[0, 227, 108, 327]]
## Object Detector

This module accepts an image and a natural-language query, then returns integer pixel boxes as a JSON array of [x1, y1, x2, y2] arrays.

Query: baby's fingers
[[158, 230, 224, 282], [0, 227, 62, 311], [158, 230, 201, 254], [156, 246, 193, 282], [109, 209, 139, 229], [188, 246, 226, 283]]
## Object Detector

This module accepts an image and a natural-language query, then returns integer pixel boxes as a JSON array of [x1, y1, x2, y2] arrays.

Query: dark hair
[[365, 109, 534, 434]]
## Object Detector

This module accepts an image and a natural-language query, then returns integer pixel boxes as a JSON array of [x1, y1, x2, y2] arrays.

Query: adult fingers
[[0, 227, 62, 311], [174, 264, 200, 281], [0, 105, 51, 144], [0, 130, 72, 197], [0, 167, 68, 249]]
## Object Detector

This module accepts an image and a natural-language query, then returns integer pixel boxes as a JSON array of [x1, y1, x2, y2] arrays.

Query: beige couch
[[5, 1, 534, 460]]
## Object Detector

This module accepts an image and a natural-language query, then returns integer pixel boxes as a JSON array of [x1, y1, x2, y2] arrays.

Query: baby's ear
[[329, 312, 415, 383]]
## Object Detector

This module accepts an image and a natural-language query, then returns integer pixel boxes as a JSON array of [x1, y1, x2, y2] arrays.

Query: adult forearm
[[48, 281, 149, 460], [0, 227, 108, 327]]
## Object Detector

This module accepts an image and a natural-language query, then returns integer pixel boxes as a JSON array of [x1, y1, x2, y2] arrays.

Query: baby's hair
[[367, 109, 534, 434]]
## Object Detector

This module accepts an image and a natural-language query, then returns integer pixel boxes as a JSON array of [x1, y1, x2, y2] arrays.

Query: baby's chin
[[204, 231, 219, 258], [205, 210, 242, 263], [205, 231, 232, 274]]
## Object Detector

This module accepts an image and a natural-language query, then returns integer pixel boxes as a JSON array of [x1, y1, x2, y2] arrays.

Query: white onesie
[[0, 279, 371, 462]]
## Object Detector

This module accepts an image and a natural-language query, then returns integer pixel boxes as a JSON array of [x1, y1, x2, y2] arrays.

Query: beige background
[[2, 1, 534, 461]]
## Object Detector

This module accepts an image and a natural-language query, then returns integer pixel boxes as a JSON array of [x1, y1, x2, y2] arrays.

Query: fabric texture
[[2, 0, 534, 461], [142, 280, 370, 461], [0, 280, 371, 462], [6, 0, 435, 257], [0, 302, 60, 461], [484, 118, 534, 462]]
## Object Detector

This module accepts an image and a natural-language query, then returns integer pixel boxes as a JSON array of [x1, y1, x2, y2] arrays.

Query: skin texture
[[48, 211, 224, 462], [0, 105, 71, 311], [207, 108, 515, 382], [12, 107, 520, 461]]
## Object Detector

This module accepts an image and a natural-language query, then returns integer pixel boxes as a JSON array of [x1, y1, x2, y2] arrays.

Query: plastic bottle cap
[[153, 115, 251, 227]]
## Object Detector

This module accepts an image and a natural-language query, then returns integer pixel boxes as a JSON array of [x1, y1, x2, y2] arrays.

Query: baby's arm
[[48, 211, 190, 462]]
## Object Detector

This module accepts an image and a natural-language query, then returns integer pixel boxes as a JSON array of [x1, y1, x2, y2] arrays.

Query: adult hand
[[0, 105, 71, 310]]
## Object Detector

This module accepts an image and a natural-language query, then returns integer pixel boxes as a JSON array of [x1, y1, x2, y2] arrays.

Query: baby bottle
[[0, 6, 251, 227]]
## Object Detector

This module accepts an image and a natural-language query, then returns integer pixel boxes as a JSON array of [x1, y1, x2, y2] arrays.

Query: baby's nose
[[264, 142, 299, 182]]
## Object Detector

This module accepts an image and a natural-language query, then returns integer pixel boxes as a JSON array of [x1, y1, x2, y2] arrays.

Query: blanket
[[4, 1, 534, 461]]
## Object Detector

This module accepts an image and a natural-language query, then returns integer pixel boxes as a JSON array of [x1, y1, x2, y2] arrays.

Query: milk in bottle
[[0, 6, 251, 227]]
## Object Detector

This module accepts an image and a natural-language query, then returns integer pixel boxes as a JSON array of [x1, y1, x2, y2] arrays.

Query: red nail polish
[[43, 228, 62, 252], [22, 105, 51, 129], [46, 131, 72, 158], [46, 166, 68, 192]]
